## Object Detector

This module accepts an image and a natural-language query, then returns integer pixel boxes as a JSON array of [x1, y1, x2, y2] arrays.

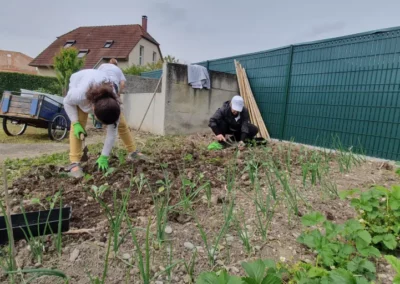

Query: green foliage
[[384, 255, 400, 284], [123, 55, 180, 75], [53, 47, 85, 96], [297, 212, 378, 282], [343, 185, 400, 251], [0, 71, 58, 95]]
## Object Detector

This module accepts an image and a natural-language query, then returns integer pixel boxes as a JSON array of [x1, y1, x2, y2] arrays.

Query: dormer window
[[77, 49, 89, 58], [104, 40, 114, 48], [64, 40, 76, 48]]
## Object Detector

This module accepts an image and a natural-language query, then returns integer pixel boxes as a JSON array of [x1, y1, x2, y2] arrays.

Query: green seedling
[[233, 209, 252, 253], [131, 173, 147, 194], [91, 184, 110, 198], [184, 248, 198, 283]]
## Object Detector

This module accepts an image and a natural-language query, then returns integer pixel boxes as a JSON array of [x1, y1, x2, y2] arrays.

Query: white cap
[[231, 95, 244, 112]]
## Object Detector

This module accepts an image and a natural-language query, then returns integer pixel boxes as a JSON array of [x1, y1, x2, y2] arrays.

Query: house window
[[104, 40, 114, 48], [64, 40, 76, 48], [153, 52, 157, 63], [139, 46, 144, 65], [77, 49, 89, 58]]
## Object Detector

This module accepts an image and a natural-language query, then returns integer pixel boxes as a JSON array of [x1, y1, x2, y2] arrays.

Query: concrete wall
[[122, 73, 164, 135], [129, 38, 160, 66], [37, 66, 56, 77], [163, 63, 239, 135]]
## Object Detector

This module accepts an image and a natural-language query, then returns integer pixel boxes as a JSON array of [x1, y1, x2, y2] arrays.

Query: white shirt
[[97, 63, 126, 89], [63, 69, 119, 157]]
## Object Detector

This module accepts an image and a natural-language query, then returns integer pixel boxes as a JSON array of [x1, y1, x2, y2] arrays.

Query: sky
[[2, 0, 400, 64]]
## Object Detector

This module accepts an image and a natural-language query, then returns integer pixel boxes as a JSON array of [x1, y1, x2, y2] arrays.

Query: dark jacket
[[209, 101, 251, 138]]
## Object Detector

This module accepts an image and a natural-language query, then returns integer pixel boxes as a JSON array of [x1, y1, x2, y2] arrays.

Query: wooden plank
[[244, 71, 270, 139], [11, 96, 32, 103], [7, 106, 30, 115], [9, 101, 31, 109]]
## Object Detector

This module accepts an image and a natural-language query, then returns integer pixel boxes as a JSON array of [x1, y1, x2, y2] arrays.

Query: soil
[[2, 134, 400, 284]]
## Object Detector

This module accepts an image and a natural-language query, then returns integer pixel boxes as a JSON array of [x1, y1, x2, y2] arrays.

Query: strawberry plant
[[297, 212, 378, 282], [341, 185, 400, 251]]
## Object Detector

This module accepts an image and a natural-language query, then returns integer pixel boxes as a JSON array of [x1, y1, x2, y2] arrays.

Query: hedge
[[0, 72, 59, 97]]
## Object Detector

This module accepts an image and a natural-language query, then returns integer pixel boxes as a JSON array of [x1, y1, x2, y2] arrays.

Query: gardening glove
[[96, 155, 109, 172], [73, 122, 87, 140]]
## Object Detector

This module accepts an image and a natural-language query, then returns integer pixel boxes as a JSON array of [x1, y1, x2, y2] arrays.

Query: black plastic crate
[[0, 207, 72, 245]]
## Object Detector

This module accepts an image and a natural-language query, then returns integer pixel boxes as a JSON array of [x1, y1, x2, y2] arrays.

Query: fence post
[[280, 45, 294, 140]]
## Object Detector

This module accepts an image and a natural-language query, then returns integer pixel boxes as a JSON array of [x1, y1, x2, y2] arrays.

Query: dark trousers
[[214, 121, 258, 142]]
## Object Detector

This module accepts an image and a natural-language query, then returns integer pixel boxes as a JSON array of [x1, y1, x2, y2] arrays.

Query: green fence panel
[[285, 29, 400, 160], [198, 47, 292, 139]]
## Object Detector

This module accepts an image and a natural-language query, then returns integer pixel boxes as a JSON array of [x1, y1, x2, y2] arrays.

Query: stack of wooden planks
[[234, 60, 270, 139]]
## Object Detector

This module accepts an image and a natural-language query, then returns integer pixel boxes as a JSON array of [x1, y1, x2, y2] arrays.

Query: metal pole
[[138, 76, 162, 132], [280, 45, 294, 140]]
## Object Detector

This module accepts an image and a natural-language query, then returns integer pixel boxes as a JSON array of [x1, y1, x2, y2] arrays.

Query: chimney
[[142, 15, 148, 32]]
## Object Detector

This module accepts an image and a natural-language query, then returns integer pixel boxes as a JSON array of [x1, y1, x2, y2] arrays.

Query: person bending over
[[209, 95, 258, 148], [64, 69, 146, 178]]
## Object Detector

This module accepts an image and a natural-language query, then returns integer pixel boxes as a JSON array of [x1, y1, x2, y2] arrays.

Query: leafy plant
[[297, 212, 378, 282], [196, 270, 242, 284], [53, 47, 85, 96], [91, 184, 110, 198], [342, 185, 400, 251], [384, 255, 400, 284]]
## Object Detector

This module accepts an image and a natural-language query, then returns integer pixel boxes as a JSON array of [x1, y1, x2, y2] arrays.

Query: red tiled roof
[[30, 24, 160, 68], [0, 50, 38, 75]]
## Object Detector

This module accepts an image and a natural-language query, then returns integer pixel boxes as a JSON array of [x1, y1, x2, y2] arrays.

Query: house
[[0, 50, 38, 75], [29, 16, 162, 77]]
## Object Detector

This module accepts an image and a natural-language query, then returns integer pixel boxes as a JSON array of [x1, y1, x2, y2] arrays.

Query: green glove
[[96, 155, 109, 172], [73, 122, 86, 140]]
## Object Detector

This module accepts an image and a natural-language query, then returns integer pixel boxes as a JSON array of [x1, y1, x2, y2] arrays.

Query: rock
[[183, 275, 191, 283], [34, 262, 42, 268], [254, 246, 261, 251], [241, 173, 249, 181], [230, 266, 240, 273], [87, 196, 94, 202], [184, 242, 195, 250], [69, 248, 80, 262], [378, 274, 387, 279], [226, 236, 234, 242], [122, 253, 131, 260], [211, 196, 219, 205], [165, 226, 173, 234], [155, 281, 163, 284]]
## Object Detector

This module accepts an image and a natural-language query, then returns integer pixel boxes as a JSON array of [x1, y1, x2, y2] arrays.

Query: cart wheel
[[2, 118, 27, 136], [48, 114, 69, 141]]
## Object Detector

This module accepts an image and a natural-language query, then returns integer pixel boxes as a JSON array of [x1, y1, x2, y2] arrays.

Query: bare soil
[[2, 134, 400, 284]]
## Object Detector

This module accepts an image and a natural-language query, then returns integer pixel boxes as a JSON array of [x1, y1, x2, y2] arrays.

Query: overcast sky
[[2, 0, 400, 63]]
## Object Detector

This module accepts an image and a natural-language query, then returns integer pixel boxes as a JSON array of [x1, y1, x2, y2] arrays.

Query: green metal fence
[[141, 27, 400, 160], [195, 27, 400, 160]]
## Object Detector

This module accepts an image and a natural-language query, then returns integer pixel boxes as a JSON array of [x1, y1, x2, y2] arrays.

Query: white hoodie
[[63, 69, 119, 157]]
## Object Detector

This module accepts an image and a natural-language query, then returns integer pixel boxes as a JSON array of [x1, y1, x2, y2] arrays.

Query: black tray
[[0, 207, 72, 245]]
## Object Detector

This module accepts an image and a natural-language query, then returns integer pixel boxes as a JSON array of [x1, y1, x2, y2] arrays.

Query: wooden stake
[[234, 61, 270, 139], [3, 165, 16, 269]]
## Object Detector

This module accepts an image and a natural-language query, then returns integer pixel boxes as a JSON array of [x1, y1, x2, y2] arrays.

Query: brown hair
[[109, 58, 118, 66], [87, 83, 120, 125]]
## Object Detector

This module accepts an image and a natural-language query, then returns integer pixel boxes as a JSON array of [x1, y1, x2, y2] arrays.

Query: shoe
[[127, 151, 151, 162], [66, 163, 84, 178]]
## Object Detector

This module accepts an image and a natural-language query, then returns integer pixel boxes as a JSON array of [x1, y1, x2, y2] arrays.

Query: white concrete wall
[[121, 91, 165, 135], [37, 67, 56, 77], [129, 38, 160, 66]]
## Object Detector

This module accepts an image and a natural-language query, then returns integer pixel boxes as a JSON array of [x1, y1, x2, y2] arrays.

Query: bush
[[0, 72, 59, 97]]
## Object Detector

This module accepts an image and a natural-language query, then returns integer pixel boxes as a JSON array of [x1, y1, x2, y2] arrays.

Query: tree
[[123, 55, 179, 76], [53, 47, 85, 96]]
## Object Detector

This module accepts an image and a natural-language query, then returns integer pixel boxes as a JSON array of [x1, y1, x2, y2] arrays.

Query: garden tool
[[80, 133, 89, 162]]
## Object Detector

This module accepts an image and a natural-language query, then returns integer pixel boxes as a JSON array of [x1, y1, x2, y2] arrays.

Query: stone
[[183, 275, 191, 283], [230, 266, 240, 273], [226, 236, 234, 242], [378, 274, 387, 279], [165, 225, 173, 234], [122, 253, 131, 260], [87, 196, 94, 202], [69, 248, 80, 262], [155, 281, 163, 284], [184, 242, 195, 250]]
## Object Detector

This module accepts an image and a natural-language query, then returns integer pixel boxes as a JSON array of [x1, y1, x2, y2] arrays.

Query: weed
[[184, 249, 198, 283], [233, 209, 252, 253], [131, 173, 147, 194], [91, 183, 110, 198], [0, 200, 17, 283]]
